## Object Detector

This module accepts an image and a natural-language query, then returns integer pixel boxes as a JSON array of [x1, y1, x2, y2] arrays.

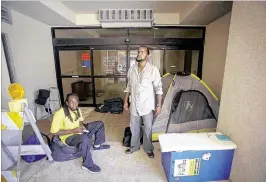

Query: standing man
[[123, 46, 163, 158], [50, 93, 110, 173]]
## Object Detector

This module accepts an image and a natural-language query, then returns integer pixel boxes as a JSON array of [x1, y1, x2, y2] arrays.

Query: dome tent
[[152, 72, 220, 141]]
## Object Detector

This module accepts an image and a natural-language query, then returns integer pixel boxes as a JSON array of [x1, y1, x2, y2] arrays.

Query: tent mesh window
[[168, 90, 216, 127]]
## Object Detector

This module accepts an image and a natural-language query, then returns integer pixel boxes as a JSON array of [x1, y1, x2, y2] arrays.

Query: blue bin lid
[[158, 132, 237, 152]]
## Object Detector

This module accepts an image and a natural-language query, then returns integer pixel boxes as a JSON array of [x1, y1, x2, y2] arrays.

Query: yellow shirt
[[50, 108, 84, 144]]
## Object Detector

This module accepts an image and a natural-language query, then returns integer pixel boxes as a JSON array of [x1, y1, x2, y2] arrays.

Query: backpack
[[21, 134, 47, 163], [95, 97, 124, 114], [122, 127, 143, 147], [35, 89, 50, 105], [50, 136, 82, 162], [122, 127, 132, 147]]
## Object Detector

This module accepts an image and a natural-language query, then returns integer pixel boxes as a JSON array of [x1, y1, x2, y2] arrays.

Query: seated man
[[50, 93, 110, 173]]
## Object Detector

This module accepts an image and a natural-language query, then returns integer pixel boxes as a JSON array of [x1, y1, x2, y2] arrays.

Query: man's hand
[[72, 127, 84, 134], [124, 102, 129, 111], [155, 106, 161, 115]]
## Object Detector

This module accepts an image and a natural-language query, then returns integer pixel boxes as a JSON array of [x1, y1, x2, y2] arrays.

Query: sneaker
[[93, 144, 110, 151], [82, 164, 101, 173]]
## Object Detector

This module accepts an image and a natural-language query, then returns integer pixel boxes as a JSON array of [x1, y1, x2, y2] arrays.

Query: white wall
[[40, 0, 76, 24], [1, 41, 11, 110], [217, 2, 266, 182], [179, 1, 201, 22], [153, 13, 179, 24], [76, 14, 100, 26], [202, 12, 232, 98], [1, 9, 58, 119]]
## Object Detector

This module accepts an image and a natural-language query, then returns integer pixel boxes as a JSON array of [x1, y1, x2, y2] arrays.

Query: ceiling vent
[[99, 9, 154, 28], [1, 4, 12, 25]]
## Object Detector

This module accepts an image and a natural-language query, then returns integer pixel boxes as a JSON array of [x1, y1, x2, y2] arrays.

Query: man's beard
[[136, 55, 147, 62], [136, 58, 145, 62]]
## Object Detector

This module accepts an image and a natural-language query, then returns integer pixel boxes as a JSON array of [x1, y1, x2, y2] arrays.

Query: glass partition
[[93, 49, 127, 76], [95, 78, 127, 104]]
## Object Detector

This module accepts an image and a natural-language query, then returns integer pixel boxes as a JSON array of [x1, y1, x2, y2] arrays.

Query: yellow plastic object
[[8, 99, 27, 112], [7, 112, 23, 130], [1, 175, 7, 182], [8, 83, 25, 100], [152, 132, 165, 141], [1, 124, 7, 130], [11, 171, 17, 177]]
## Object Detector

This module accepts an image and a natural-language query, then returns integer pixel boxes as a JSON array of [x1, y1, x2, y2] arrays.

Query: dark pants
[[65, 121, 105, 168]]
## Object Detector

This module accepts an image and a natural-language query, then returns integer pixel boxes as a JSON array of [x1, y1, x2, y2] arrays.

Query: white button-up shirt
[[124, 62, 163, 116]]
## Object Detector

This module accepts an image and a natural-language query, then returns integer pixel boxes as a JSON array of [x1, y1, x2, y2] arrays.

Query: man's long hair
[[63, 93, 81, 122]]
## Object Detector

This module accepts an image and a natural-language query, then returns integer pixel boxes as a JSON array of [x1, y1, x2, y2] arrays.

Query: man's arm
[[123, 68, 131, 111], [52, 128, 82, 136], [153, 68, 163, 115], [156, 94, 162, 107], [124, 92, 130, 104]]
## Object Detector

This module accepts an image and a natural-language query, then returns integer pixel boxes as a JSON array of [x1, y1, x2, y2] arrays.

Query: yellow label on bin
[[174, 158, 200, 177]]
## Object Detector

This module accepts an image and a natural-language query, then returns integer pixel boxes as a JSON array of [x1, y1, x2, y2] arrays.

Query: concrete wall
[[217, 2, 266, 182], [203, 12, 232, 99]]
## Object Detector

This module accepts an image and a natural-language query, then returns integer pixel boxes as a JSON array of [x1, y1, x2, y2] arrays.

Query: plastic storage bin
[[158, 132, 237, 182]]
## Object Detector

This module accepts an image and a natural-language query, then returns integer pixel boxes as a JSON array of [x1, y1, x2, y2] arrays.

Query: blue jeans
[[130, 112, 154, 153]]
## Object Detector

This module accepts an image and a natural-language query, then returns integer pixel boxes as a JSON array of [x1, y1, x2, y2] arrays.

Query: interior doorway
[[52, 27, 205, 107]]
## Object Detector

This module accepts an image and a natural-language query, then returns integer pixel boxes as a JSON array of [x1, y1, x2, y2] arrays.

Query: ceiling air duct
[[99, 9, 154, 28]]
